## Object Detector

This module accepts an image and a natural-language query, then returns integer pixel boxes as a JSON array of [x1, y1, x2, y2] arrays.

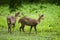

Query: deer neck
[[14, 15, 18, 19], [37, 16, 41, 23]]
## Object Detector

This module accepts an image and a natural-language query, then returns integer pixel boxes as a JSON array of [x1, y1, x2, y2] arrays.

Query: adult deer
[[7, 12, 20, 33], [18, 14, 44, 33]]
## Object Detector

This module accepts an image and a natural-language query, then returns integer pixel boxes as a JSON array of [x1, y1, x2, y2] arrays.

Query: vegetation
[[0, 0, 60, 40]]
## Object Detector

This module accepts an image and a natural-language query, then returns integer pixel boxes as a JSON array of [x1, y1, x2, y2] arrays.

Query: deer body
[[19, 17, 38, 26], [18, 15, 44, 33], [7, 16, 16, 24], [7, 12, 20, 33]]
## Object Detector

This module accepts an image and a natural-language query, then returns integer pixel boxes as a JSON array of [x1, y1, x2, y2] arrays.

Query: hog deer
[[18, 14, 44, 33], [7, 12, 20, 33]]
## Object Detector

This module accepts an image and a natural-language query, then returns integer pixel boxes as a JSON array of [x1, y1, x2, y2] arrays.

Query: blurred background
[[0, 0, 60, 40]]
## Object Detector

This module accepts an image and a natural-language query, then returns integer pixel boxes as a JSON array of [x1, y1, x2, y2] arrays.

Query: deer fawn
[[7, 12, 20, 33], [18, 14, 44, 33]]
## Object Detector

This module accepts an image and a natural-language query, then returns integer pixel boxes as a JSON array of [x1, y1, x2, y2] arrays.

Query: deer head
[[38, 14, 44, 22], [15, 12, 20, 17]]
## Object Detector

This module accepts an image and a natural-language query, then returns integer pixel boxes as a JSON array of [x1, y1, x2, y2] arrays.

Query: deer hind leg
[[20, 24, 25, 32], [20, 27, 22, 32], [22, 24, 25, 32]]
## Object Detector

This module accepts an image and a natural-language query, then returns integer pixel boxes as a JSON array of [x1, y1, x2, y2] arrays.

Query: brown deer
[[18, 14, 44, 33], [7, 12, 20, 33]]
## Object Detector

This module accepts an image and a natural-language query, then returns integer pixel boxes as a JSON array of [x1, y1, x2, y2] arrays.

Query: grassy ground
[[0, 3, 60, 40]]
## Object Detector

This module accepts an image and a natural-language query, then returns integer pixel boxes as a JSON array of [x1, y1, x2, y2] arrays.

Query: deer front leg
[[34, 25, 37, 34], [13, 24, 15, 31]]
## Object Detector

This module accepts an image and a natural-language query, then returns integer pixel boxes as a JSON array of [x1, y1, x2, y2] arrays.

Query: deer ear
[[21, 13, 24, 16], [15, 12, 20, 16], [17, 12, 20, 15], [41, 14, 44, 17]]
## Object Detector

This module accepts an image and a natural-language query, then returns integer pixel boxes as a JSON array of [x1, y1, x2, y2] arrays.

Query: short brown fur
[[18, 15, 44, 33], [7, 12, 20, 33]]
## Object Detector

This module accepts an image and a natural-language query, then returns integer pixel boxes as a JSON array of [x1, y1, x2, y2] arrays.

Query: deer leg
[[13, 24, 15, 31], [8, 23, 11, 33], [20, 24, 25, 32], [34, 26, 37, 33], [29, 26, 33, 33], [22, 27, 25, 32], [8, 26, 9, 32], [20, 27, 22, 32], [22, 25, 25, 32]]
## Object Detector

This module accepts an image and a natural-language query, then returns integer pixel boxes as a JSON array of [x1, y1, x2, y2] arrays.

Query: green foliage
[[0, 0, 60, 12], [0, 3, 60, 40]]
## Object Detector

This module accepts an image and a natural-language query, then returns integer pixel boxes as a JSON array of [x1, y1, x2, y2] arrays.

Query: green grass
[[0, 3, 60, 40]]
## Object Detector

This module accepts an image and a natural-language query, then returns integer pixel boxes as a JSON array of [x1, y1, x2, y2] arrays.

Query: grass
[[0, 3, 60, 40]]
